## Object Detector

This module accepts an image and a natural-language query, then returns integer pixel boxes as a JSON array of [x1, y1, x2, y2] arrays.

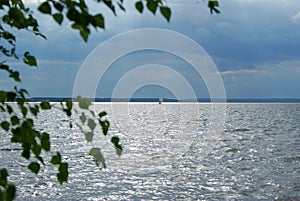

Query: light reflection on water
[[1, 103, 300, 200]]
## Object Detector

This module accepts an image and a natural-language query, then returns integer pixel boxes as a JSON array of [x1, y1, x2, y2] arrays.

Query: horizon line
[[28, 97, 300, 103]]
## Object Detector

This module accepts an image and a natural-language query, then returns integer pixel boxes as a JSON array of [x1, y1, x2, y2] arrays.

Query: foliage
[[0, 0, 219, 200], [208, 0, 220, 14]]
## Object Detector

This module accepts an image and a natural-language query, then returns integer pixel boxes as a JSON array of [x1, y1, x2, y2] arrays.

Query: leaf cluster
[[0, 87, 68, 199], [0, 169, 16, 201], [135, 0, 171, 22], [74, 96, 123, 168], [0, 0, 220, 200], [36, 0, 172, 42]]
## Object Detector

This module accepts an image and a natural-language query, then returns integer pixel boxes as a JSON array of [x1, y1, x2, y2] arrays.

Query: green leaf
[[37, 156, 45, 165], [38, 2, 51, 14], [21, 106, 28, 117], [1, 121, 10, 131], [80, 28, 89, 42], [28, 162, 40, 174], [85, 132, 93, 142], [6, 105, 13, 114], [0, 168, 8, 181], [87, 118, 96, 131], [29, 105, 39, 116], [58, 163, 68, 174], [23, 52, 37, 66], [53, 2, 64, 12], [51, 152, 61, 165], [63, 100, 72, 116], [21, 143, 31, 159], [0, 0, 9, 7], [115, 144, 123, 156], [208, 0, 219, 7], [6, 92, 17, 102], [103, 0, 116, 15], [160, 6, 171, 22], [6, 184, 16, 201], [89, 110, 95, 117], [66, 99, 72, 110], [10, 116, 19, 125], [76, 96, 91, 109], [135, 1, 144, 13], [100, 120, 109, 136], [98, 111, 107, 118], [79, 112, 87, 124], [111, 136, 119, 145], [40, 101, 51, 110], [9, 71, 21, 82], [89, 148, 106, 168], [208, 0, 220, 14], [118, 2, 125, 11], [57, 163, 68, 184], [71, 23, 81, 30], [32, 144, 41, 157], [53, 13, 63, 25], [41, 132, 50, 151], [111, 136, 123, 156], [9, 7, 24, 22], [94, 14, 105, 29], [22, 149, 30, 159], [146, 0, 158, 14], [66, 8, 79, 21]]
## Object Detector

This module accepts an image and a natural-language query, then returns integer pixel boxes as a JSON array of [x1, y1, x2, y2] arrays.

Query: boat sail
[[159, 97, 163, 104]]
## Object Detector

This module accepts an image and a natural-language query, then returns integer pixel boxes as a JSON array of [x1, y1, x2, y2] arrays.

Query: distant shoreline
[[28, 97, 300, 103]]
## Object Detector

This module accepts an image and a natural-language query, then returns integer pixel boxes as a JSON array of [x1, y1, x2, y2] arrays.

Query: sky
[[1, 0, 300, 99]]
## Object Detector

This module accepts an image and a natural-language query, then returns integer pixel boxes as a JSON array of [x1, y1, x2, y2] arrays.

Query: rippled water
[[1, 103, 300, 200]]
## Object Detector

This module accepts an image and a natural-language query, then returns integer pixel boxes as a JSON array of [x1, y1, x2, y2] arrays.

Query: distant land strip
[[28, 97, 300, 103]]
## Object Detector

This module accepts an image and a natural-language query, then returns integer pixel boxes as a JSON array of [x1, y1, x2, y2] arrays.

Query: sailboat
[[159, 97, 163, 104]]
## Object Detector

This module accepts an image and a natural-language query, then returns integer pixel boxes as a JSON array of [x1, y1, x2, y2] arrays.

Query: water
[[1, 103, 299, 200]]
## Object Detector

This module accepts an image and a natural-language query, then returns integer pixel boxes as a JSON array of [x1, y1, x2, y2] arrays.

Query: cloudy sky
[[2, 0, 300, 99]]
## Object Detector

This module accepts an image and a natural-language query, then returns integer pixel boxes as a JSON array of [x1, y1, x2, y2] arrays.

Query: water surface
[[1, 103, 299, 200]]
